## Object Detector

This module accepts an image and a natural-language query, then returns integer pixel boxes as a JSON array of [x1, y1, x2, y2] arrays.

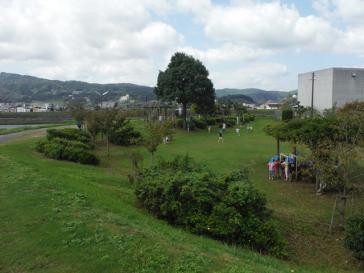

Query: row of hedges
[[175, 115, 256, 130], [36, 129, 99, 165], [134, 155, 287, 258], [47, 128, 91, 144]]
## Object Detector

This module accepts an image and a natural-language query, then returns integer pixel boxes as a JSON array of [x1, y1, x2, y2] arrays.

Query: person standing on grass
[[235, 127, 240, 136], [208, 125, 211, 133], [268, 160, 275, 180], [222, 122, 226, 133], [273, 159, 280, 179], [218, 129, 224, 143], [282, 159, 289, 181]]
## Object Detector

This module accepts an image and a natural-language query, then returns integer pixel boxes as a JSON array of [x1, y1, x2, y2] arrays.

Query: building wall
[[332, 68, 364, 107], [298, 68, 333, 110]]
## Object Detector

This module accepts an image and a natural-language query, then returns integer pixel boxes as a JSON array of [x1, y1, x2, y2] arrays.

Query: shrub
[[345, 213, 364, 261], [36, 129, 99, 165], [47, 128, 91, 144], [135, 155, 286, 258], [109, 123, 142, 146], [193, 118, 207, 129], [282, 109, 293, 122]]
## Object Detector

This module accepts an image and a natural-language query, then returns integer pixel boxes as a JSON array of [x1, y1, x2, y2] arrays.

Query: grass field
[[0, 117, 363, 273]]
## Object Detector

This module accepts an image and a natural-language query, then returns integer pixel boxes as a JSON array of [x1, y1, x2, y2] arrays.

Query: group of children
[[268, 154, 296, 181], [216, 123, 253, 143]]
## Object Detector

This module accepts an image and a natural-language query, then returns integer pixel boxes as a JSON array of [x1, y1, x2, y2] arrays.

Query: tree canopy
[[154, 52, 215, 127]]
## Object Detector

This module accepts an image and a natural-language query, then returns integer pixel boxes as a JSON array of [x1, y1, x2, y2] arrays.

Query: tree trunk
[[276, 138, 280, 156], [338, 186, 347, 228], [182, 103, 187, 130]]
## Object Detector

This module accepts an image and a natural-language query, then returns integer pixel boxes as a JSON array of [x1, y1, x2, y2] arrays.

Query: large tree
[[155, 52, 215, 128]]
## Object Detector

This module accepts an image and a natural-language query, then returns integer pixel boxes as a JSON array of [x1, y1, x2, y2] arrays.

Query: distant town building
[[119, 94, 130, 102], [298, 67, 364, 111], [258, 101, 282, 110]]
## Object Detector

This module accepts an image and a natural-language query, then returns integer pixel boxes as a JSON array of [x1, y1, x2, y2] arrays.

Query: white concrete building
[[298, 67, 364, 111]]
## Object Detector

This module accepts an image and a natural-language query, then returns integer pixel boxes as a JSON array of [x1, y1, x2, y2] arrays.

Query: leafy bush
[[37, 131, 98, 165], [345, 214, 364, 261], [135, 155, 286, 258], [282, 109, 293, 122], [193, 118, 207, 129], [47, 128, 91, 144], [109, 123, 142, 146], [36, 138, 99, 165]]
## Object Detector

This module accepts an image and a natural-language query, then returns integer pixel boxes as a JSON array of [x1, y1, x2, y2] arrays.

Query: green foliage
[[109, 121, 141, 146], [155, 52, 215, 124], [281, 109, 293, 122], [143, 120, 174, 161], [38, 128, 98, 165], [47, 128, 91, 144], [135, 155, 286, 258], [36, 138, 99, 165], [345, 213, 364, 261]]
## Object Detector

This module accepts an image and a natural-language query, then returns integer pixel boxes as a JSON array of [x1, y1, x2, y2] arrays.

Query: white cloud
[[313, 0, 364, 25], [179, 43, 272, 64], [0, 0, 182, 85], [211, 62, 288, 90], [197, 1, 340, 51]]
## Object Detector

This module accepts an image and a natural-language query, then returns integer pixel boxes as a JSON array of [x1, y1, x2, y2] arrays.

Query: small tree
[[143, 120, 174, 164], [68, 100, 87, 129], [85, 110, 102, 143], [97, 108, 126, 156]]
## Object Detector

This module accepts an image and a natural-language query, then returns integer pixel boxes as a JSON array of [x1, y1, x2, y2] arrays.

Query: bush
[[36, 135, 99, 165], [192, 118, 207, 129], [345, 214, 364, 261], [135, 155, 286, 258], [47, 128, 91, 144], [40, 139, 98, 165], [109, 123, 142, 146], [282, 109, 293, 122]]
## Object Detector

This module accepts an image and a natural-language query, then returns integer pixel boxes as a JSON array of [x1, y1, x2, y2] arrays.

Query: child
[[208, 125, 211, 133], [235, 127, 240, 136], [282, 160, 289, 181], [218, 130, 224, 143], [268, 161, 275, 180], [273, 159, 280, 179]]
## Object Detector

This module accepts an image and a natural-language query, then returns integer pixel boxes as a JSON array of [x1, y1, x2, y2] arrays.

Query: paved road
[[0, 126, 74, 143]]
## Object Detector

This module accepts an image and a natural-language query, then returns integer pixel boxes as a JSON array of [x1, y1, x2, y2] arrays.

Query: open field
[[0, 117, 363, 273]]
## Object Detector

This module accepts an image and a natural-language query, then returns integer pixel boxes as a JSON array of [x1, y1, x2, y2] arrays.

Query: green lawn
[[0, 117, 363, 273]]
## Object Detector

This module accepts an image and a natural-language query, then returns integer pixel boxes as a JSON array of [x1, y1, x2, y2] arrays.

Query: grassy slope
[[0, 118, 362, 273]]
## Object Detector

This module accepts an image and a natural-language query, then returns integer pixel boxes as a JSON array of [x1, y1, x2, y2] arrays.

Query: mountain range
[[216, 88, 297, 104], [0, 72, 295, 104]]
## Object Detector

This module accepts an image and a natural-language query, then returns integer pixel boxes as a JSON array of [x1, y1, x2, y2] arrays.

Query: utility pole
[[310, 72, 315, 118]]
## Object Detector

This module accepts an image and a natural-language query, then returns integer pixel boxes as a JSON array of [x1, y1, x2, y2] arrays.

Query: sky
[[1, 0, 364, 91]]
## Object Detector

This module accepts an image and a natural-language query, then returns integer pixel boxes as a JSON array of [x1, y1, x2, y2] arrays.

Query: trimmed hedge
[[36, 138, 99, 165], [37, 128, 98, 165], [345, 213, 364, 261], [47, 128, 91, 144], [135, 155, 286, 258]]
